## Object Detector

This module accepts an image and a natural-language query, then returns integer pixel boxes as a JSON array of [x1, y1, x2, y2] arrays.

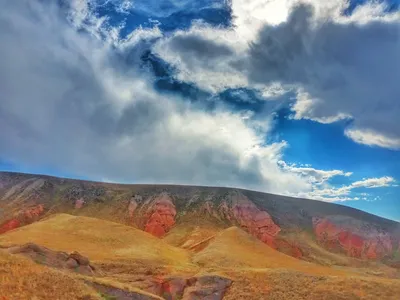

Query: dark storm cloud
[[253, 4, 400, 141], [248, 5, 314, 83], [155, 3, 400, 148], [168, 34, 234, 59]]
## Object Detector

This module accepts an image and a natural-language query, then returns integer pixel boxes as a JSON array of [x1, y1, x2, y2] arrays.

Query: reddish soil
[[144, 193, 177, 237], [0, 204, 44, 234], [313, 216, 393, 259]]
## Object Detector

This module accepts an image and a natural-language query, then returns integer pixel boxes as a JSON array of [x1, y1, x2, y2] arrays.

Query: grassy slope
[[0, 250, 100, 300], [1, 213, 400, 300], [224, 269, 400, 300], [193, 226, 349, 276], [0, 214, 190, 267]]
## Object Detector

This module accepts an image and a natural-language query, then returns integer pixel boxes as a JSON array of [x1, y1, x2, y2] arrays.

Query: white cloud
[[154, 0, 400, 149], [259, 83, 292, 99], [291, 90, 352, 123], [345, 128, 400, 150], [297, 176, 396, 202], [153, 23, 249, 93], [231, 0, 398, 35], [114, 0, 134, 14], [350, 176, 395, 189], [0, 0, 308, 195], [67, 0, 91, 28], [278, 161, 352, 184], [0, 0, 396, 205]]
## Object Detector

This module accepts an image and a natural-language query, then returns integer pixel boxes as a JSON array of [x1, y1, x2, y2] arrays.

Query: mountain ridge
[[1, 171, 400, 299], [0, 171, 399, 266], [1, 170, 397, 224]]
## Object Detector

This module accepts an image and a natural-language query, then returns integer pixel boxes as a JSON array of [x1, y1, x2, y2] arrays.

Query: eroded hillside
[[1, 171, 400, 299]]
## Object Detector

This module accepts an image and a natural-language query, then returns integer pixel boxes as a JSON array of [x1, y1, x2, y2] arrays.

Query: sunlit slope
[[0, 250, 100, 300], [223, 268, 400, 300], [193, 226, 348, 276], [0, 214, 190, 266]]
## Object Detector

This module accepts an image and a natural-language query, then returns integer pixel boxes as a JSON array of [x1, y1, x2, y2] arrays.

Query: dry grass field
[[1, 213, 399, 299], [192, 226, 349, 276], [0, 250, 100, 300], [0, 214, 190, 267]]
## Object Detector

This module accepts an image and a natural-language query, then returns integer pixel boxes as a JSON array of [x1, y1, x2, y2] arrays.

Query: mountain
[[1, 171, 400, 299]]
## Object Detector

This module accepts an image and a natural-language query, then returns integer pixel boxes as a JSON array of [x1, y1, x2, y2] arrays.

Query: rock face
[[89, 282, 161, 300], [144, 193, 177, 237], [313, 216, 393, 259], [160, 275, 232, 300], [220, 192, 281, 249], [7, 243, 96, 275], [0, 204, 44, 234], [161, 277, 188, 300], [182, 275, 232, 300], [69, 251, 90, 266]]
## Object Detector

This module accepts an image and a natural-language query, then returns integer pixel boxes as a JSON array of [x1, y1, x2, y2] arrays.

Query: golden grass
[[163, 222, 219, 250], [2, 214, 399, 300], [0, 214, 190, 267], [224, 269, 400, 300], [193, 226, 349, 276], [0, 250, 100, 300]]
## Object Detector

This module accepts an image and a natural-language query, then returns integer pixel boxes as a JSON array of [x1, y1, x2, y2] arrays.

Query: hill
[[1, 171, 400, 299], [0, 213, 189, 266], [1, 171, 399, 265]]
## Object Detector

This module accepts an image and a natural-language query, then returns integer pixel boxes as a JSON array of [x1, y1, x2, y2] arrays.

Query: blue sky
[[0, 0, 399, 221]]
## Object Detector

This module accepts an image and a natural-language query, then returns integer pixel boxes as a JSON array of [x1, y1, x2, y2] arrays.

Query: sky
[[0, 0, 399, 221]]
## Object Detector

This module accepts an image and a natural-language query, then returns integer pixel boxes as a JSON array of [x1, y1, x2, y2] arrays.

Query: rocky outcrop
[[69, 251, 90, 266], [7, 243, 96, 275], [182, 275, 232, 300], [89, 282, 162, 300], [144, 193, 176, 237], [313, 216, 393, 259], [219, 192, 281, 249], [0, 204, 44, 234], [161, 277, 188, 299], [160, 275, 232, 300]]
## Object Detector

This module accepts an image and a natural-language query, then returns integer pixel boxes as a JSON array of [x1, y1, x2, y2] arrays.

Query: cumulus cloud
[[0, 0, 396, 204], [0, 0, 308, 195], [350, 176, 395, 189], [154, 0, 400, 149], [153, 24, 249, 93], [299, 176, 397, 202], [344, 128, 400, 150], [278, 161, 352, 185]]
